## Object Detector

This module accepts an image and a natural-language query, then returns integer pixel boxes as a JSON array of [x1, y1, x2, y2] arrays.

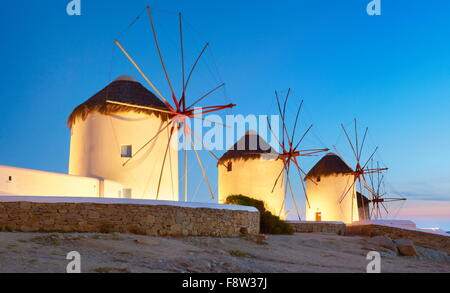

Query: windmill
[[267, 89, 329, 220], [367, 160, 407, 219], [106, 6, 235, 201], [334, 119, 389, 221]]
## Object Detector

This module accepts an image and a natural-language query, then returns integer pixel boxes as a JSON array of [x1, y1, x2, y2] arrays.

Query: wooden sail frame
[[337, 119, 405, 220], [107, 6, 235, 201], [267, 89, 329, 220]]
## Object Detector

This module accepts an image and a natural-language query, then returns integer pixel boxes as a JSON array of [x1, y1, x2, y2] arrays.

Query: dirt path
[[0, 232, 448, 273]]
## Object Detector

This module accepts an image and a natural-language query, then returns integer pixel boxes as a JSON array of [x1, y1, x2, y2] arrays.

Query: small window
[[8, 176, 12, 181], [121, 145, 132, 158], [316, 176, 321, 182], [226, 161, 232, 172], [123, 188, 132, 199]]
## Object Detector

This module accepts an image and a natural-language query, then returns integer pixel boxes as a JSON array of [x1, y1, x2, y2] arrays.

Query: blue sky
[[0, 1, 449, 229]]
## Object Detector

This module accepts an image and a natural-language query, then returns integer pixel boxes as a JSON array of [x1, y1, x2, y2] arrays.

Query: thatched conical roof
[[218, 130, 279, 163], [67, 75, 170, 128], [304, 152, 353, 180]]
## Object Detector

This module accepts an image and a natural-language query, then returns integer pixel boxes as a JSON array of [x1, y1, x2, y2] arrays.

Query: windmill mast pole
[[184, 134, 188, 202]]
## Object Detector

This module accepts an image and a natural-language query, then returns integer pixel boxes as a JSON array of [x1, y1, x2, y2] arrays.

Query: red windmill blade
[[267, 89, 329, 220], [106, 6, 235, 201]]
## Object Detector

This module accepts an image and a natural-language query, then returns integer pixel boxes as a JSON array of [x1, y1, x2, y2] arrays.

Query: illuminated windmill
[[367, 160, 407, 219], [107, 6, 235, 201], [267, 89, 330, 220], [334, 119, 388, 220]]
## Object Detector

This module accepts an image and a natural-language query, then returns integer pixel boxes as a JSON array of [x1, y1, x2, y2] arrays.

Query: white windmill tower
[[304, 152, 359, 223], [217, 130, 285, 218], [68, 75, 179, 200]]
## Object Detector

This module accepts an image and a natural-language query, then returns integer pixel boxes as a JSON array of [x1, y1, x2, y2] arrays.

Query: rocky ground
[[0, 232, 448, 273]]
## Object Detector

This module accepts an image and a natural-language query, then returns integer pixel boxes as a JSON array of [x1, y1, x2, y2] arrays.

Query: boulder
[[133, 238, 158, 246], [255, 234, 268, 241], [394, 239, 417, 256], [369, 235, 398, 253]]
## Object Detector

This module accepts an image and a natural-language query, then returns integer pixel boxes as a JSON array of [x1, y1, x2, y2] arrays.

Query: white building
[[217, 130, 285, 218], [304, 153, 359, 223], [0, 75, 178, 200], [0, 165, 122, 198]]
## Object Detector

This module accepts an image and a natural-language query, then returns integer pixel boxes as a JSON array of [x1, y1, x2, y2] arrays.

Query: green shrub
[[225, 195, 294, 235]]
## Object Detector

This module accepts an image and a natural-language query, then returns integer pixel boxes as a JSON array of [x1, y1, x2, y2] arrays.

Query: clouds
[[394, 200, 450, 230], [388, 177, 450, 201]]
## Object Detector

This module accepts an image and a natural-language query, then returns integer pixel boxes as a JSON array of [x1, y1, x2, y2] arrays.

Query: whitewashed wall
[[218, 158, 285, 219], [0, 165, 122, 198], [69, 111, 178, 201], [305, 174, 359, 223]]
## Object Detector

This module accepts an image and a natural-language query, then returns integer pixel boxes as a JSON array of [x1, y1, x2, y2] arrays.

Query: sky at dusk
[[0, 1, 449, 229]]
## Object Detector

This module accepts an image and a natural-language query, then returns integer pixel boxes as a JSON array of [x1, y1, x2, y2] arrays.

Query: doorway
[[315, 211, 322, 221]]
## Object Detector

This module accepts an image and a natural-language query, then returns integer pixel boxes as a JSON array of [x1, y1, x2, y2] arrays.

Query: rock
[[256, 234, 268, 241], [369, 235, 398, 253], [394, 239, 417, 256], [417, 247, 449, 262], [133, 238, 158, 246], [239, 227, 249, 235]]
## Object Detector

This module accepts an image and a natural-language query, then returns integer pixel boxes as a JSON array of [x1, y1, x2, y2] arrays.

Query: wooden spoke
[[285, 164, 301, 220], [146, 6, 177, 109], [122, 120, 173, 166], [361, 147, 379, 170], [156, 125, 175, 199], [189, 131, 215, 200], [106, 100, 173, 115], [368, 159, 376, 195], [271, 161, 287, 193], [359, 127, 369, 162], [186, 83, 225, 110], [291, 99, 303, 146], [291, 157, 312, 207], [338, 179, 356, 204], [266, 116, 288, 154], [293, 124, 313, 151], [278, 172, 289, 218], [179, 12, 186, 110], [381, 202, 389, 215], [189, 104, 236, 116], [361, 176, 377, 198], [113, 40, 173, 111], [282, 88, 291, 127], [354, 119, 359, 161], [183, 42, 209, 96], [183, 141, 188, 202], [274, 91, 292, 147], [187, 124, 225, 166], [191, 116, 230, 128], [331, 145, 345, 160], [341, 123, 358, 161]]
